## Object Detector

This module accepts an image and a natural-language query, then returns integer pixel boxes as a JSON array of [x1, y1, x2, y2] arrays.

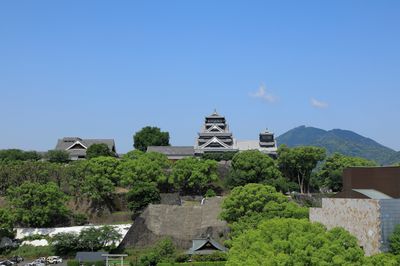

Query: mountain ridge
[[276, 126, 400, 165]]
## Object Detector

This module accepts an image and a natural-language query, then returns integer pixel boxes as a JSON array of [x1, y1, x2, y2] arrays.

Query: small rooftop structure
[[186, 236, 228, 255], [75, 252, 108, 262], [55, 137, 116, 160]]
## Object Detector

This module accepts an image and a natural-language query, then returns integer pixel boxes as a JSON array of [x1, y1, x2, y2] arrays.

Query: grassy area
[[3, 245, 53, 259], [158, 263, 226, 266]]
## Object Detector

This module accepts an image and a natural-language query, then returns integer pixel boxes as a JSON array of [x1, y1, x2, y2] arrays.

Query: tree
[[0, 160, 67, 195], [81, 157, 120, 204], [220, 183, 308, 224], [171, 157, 218, 194], [318, 153, 377, 191], [364, 253, 399, 266], [133, 126, 170, 152], [126, 181, 161, 213], [278, 145, 326, 194], [79, 226, 121, 251], [226, 218, 365, 266], [7, 182, 70, 227], [86, 143, 115, 159], [51, 232, 80, 255], [390, 224, 400, 255], [47, 150, 70, 163], [0, 149, 41, 161], [0, 208, 15, 238], [52, 226, 121, 255], [227, 150, 282, 189], [118, 152, 170, 188]]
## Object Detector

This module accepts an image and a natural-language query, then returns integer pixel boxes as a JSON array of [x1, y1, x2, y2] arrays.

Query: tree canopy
[[52, 226, 121, 255], [126, 181, 161, 213], [390, 224, 400, 255], [317, 153, 377, 191], [0, 149, 41, 161], [7, 181, 70, 227], [220, 183, 308, 224], [278, 145, 326, 193], [0, 208, 15, 238], [133, 126, 170, 152], [46, 150, 70, 163], [227, 218, 365, 266], [86, 143, 115, 159], [228, 150, 282, 188], [171, 157, 218, 194]]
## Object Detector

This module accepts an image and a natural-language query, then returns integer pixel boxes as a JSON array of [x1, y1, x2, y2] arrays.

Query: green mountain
[[276, 126, 399, 165]]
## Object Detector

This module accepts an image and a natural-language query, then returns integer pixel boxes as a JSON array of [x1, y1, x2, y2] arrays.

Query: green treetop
[[133, 126, 170, 152]]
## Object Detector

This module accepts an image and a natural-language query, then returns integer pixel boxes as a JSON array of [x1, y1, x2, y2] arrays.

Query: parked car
[[36, 258, 46, 264], [9, 257, 24, 264], [0, 260, 15, 266], [46, 257, 62, 264]]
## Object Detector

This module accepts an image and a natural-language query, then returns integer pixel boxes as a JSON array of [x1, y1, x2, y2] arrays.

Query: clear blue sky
[[1, 1, 400, 153]]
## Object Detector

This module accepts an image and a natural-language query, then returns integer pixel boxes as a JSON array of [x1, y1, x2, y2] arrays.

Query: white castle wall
[[16, 224, 132, 247]]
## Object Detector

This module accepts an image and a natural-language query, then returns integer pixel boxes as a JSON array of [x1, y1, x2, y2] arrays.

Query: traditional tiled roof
[[55, 137, 115, 151], [186, 236, 228, 255]]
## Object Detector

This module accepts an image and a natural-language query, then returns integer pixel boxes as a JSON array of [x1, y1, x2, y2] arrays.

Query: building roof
[[206, 110, 224, 119], [75, 252, 108, 262], [236, 140, 277, 153], [186, 236, 228, 255], [56, 137, 115, 151], [147, 146, 195, 156], [352, 189, 393, 199], [337, 167, 400, 199]]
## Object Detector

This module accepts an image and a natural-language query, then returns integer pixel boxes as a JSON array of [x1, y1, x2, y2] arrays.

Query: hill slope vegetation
[[277, 126, 399, 165]]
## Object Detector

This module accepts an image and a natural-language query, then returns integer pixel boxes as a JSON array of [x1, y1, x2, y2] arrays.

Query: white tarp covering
[[16, 224, 131, 247]]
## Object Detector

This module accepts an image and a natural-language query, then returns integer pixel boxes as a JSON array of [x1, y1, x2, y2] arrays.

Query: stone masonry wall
[[310, 198, 381, 256]]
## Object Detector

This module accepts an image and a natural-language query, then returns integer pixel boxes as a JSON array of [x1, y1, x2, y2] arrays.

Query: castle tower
[[194, 110, 237, 153]]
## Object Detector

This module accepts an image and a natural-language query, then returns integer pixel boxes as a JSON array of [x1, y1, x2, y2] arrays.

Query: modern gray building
[[55, 137, 116, 160], [310, 167, 400, 256]]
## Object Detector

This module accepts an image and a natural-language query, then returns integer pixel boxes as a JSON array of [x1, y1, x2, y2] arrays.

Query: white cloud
[[311, 98, 329, 109], [250, 84, 277, 103]]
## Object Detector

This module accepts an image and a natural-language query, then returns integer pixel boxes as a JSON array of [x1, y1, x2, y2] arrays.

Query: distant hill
[[276, 126, 399, 165]]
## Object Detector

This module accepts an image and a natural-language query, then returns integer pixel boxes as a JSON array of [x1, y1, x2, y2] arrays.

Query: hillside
[[277, 126, 399, 165]]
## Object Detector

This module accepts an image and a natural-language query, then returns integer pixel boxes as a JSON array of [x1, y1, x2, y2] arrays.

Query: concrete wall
[[310, 198, 381, 256]]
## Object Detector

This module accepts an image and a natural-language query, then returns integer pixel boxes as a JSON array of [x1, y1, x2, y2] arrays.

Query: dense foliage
[[7, 182, 70, 227], [127, 181, 161, 213], [0, 207, 15, 238], [86, 143, 116, 159], [317, 153, 377, 191], [46, 150, 70, 163], [0, 149, 41, 161], [137, 238, 177, 266], [390, 224, 400, 255], [202, 152, 237, 162], [133, 126, 170, 152], [227, 150, 282, 188], [227, 218, 365, 266], [171, 157, 218, 194], [220, 184, 308, 224], [51, 226, 121, 255]]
